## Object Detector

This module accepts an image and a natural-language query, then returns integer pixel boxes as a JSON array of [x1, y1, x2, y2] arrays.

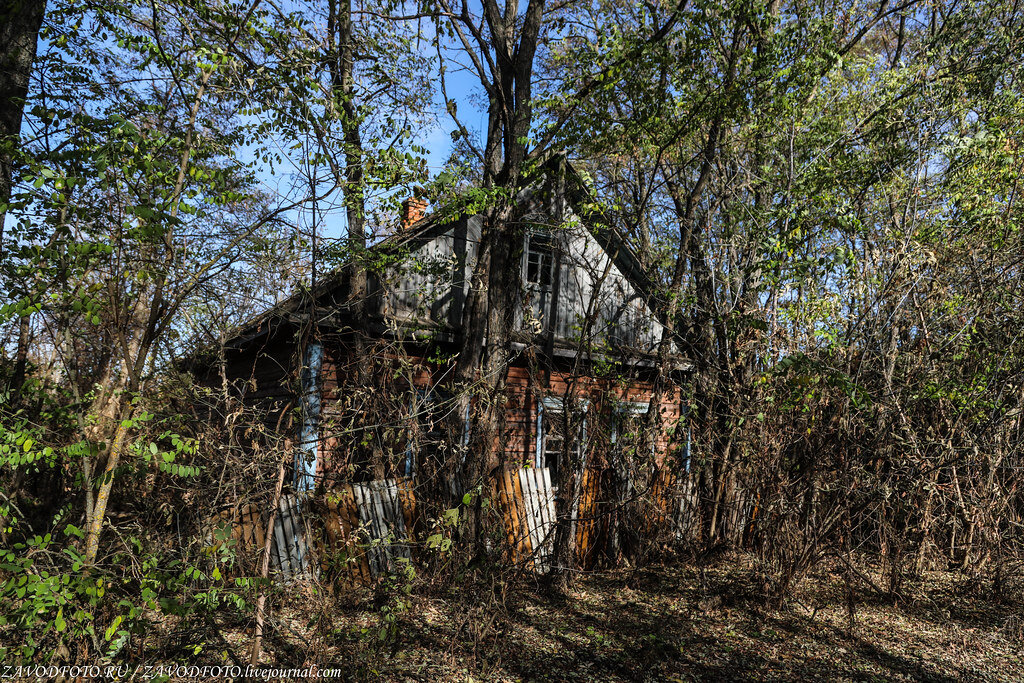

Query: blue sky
[[4, 2, 488, 255], [266, 7, 489, 247]]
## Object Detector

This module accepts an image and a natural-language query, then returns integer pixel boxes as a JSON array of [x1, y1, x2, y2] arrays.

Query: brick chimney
[[400, 196, 428, 231]]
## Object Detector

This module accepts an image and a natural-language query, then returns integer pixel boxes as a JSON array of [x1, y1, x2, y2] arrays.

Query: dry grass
[[154, 557, 1024, 682]]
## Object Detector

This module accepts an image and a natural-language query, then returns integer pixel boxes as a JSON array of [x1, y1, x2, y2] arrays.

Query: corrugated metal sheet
[[269, 494, 313, 579], [351, 478, 413, 576], [519, 467, 557, 571]]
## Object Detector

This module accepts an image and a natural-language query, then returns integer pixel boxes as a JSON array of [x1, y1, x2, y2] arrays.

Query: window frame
[[535, 396, 589, 485], [610, 400, 654, 459], [524, 232, 556, 288], [404, 388, 472, 478], [522, 231, 560, 332]]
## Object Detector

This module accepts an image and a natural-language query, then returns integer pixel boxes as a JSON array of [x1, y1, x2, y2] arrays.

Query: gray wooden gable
[[373, 202, 666, 356]]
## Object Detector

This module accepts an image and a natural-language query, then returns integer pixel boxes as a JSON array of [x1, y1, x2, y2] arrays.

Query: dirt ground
[[219, 555, 1024, 683]]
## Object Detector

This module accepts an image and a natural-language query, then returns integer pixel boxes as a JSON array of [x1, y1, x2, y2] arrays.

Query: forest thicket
[[2, 0, 1024, 676]]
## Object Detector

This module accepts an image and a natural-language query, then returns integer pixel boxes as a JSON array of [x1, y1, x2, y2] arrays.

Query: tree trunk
[[0, 0, 46, 247], [249, 448, 289, 666], [446, 0, 547, 552]]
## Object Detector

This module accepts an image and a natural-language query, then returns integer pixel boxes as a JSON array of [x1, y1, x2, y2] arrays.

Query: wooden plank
[[540, 467, 557, 565], [498, 469, 526, 567], [345, 484, 371, 584], [521, 467, 553, 571], [495, 473, 515, 563], [518, 469, 544, 569], [384, 479, 411, 561], [370, 480, 391, 571], [280, 495, 297, 576], [341, 477, 425, 581], [271, 495, 289, 575], [283, 494, 306, 577], [512, 469, 535, 568], [528, 468, 547, 567], [575, 468, 597, 568], [506, 469, 529, 565], [366, 482, 386, 575], [566, 465, 584, 568], [585, 468, 598, 560], [529, 468, 545, 559], [396, 477, 417, 542], [292, 493, 307, 573], [374, 480, 397, 571], [366, 482, 386, 577], [371, 482, 390, 574], [505, 469, 533, 569], [270, 494, 293, 577]]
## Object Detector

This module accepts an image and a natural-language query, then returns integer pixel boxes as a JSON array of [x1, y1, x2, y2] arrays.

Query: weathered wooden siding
[[206, 494, 314, 580], [548, 215, 663, 353], [371, 205, 668, 354], [223, 334, 298, 439], [378, 215, 481, 330], [270, 494, 313, 578]]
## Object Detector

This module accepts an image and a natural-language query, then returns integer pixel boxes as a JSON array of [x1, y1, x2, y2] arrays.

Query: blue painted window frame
[[535, 397, 589, 478]]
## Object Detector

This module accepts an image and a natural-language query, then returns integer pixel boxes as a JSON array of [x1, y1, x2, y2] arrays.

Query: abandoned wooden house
[[211, 157, 692, 580]]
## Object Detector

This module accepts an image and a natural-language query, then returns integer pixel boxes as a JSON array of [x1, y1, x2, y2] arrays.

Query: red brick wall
[[314, 343, 686, 482]]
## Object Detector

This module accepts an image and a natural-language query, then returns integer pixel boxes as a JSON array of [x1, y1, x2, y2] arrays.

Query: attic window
[[525, 233, 555, 288]]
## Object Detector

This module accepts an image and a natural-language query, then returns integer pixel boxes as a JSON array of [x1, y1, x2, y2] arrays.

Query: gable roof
[[223, 156, 672, 354]]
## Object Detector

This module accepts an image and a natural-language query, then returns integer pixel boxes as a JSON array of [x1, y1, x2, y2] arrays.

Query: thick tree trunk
[[2, 0, 45, 400], [455, 200, 523, 552], [328, 0, 379, 479], [447, 0, 547, 553], [0, 0, 46, 247]]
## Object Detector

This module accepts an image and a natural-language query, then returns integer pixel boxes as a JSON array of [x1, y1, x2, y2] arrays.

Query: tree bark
[[0, 0, 46, 247], [443, 0, 547, 552]]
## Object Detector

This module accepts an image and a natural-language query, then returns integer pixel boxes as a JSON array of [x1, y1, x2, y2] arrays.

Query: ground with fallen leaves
[[205, 556, 1024, 682]]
